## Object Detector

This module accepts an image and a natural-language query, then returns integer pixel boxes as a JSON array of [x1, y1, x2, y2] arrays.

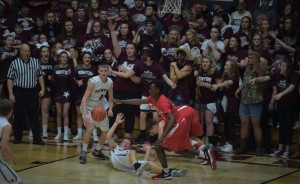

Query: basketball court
[[5, 133, 299, 184]]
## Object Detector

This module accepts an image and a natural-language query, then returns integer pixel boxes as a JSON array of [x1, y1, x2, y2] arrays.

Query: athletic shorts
[[177, 105, 204, 137], [161, 118, 193, 152]]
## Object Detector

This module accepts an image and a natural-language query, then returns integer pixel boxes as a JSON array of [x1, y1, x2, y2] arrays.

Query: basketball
[[91, 106, 106, 122]]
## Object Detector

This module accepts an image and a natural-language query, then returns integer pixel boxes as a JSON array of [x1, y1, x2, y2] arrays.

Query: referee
[[7, 44, 45, 145]]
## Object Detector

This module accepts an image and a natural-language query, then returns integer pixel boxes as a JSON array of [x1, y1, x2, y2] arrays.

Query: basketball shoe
[[152, 170, 172, 180], [72, 134, 83, 141], [79, 151, 87, 164], [204, 148, 217, 170], [92, 149, 109, 160], [133, 161, 149, 176], [170, 168, 187, 177]]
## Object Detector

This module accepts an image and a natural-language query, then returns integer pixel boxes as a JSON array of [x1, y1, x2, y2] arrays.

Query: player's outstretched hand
[[115, 113, 124, 125]]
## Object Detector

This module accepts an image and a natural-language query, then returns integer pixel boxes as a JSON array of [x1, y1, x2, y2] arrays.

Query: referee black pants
[[13, 86, 41, 141]]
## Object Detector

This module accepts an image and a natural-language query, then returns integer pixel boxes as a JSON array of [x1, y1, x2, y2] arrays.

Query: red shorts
[[177, 106, 203, 137], [161, 118, 193, 152]]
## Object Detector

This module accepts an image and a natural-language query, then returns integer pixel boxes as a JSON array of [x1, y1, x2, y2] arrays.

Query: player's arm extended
[[115, 98, 148, 105]]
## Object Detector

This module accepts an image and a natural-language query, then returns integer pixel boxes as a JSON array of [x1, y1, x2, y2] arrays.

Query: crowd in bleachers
[[0, 0, 300, 159]]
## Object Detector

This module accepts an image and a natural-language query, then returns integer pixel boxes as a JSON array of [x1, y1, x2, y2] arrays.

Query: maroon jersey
[[198, 70, 221, 104], [13, 34, 30, 46], [170, 61, 195, 105], [0, 14, 16, 35], [133, 61, 165, 96], [16, 16, 34, 32], [113, 53, 141, 94], [74, 19, 89, 35], [0, 47, 17, 82], [270, 72, 300, 106], [129, 7, 146, 25], [224, 75, 240, 113], [140, 34, 161, 61], [52, 65, 74, 102], [83, 33, 112, 66], [56, 34, 78, 48], [162, 18, 189, 37], [74, 64, 97, 101], [195, 26, 211, 44], [160, 42, 177, 72], [226, 48, 247, 63], [103, 0, 124, 19]]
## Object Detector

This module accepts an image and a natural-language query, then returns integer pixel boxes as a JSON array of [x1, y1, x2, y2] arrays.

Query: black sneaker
[[79, 151, 87, 164], [134, 161, 149, 176], [92, 149, 109, 160], [135, 134, 146, 144], [152, 170, 172, 180]]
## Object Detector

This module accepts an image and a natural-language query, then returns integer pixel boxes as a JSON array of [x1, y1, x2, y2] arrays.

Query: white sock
[[77, 128, 83, 136], [92, 128, 97, 136], [163, 168, 169, 173], [64, 126, 69, 136], [96, 143, 102, 151], [42, 124, 48, 133], [82, 143, 88, 152], [191, 140, 198, 146], [57, 127, 62, 134]]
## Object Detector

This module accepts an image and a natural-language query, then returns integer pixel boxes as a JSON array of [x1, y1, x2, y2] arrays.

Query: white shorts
[[140, 96, 156, 112], [206, 103, 217, 114], [80, 104, 109, 132]]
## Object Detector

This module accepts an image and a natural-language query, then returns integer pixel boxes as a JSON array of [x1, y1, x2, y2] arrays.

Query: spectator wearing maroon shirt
[[195, 56, 221, 146], [259, 19, 275, 54], [139, 4, 164, 37], [170, 45, 195, 106], [225, 36, 247, 75], [74, 5, 89, 35], [82, 20, 112, 67], [47, 0, 65, 23], [250, 33, 272, 66], [12, 23, 30, 49], [73, 50, 97, 141], [235, 16, 254, 51], [194, 13, 210, 45], [250, 60, 300, 159], [16, 3, 34, 34], [215, 12, 234, 48], [116, 22, 134, 53], [184, 29, 202, 60], [87, 0, 100, 20], [52, 49, 75, 141], [133, 18, 161, 62], [108, 20, 142, 139], [210, 60, 240, 153], [42, 10, 62, 46], [162, 13, 189, 44], [87, 7, 110, 37], [160, 29, 181, 73], [0, 2, 15, 36], [115, 4, 138, 34], [103, 0, 124, 20], [129, 0, 146, 25], [0, 33, 17, 98], [37, 45, 54, 138], [56, 19, 78, 50]]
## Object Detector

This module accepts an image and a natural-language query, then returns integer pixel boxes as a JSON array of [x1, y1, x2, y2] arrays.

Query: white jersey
[[0, 116, 10, 157], [110, 145, 134, 172], [86, 76, 113, 111]]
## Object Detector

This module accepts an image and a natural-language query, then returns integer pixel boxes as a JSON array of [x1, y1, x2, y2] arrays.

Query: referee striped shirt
[[6, 57, 42, 88]]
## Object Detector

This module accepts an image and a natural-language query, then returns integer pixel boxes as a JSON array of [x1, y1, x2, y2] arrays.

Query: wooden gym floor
[[4, 133, 299, 184]]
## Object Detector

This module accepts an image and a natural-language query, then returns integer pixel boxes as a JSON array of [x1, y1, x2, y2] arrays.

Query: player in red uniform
[[116, 81, 216, 180]]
